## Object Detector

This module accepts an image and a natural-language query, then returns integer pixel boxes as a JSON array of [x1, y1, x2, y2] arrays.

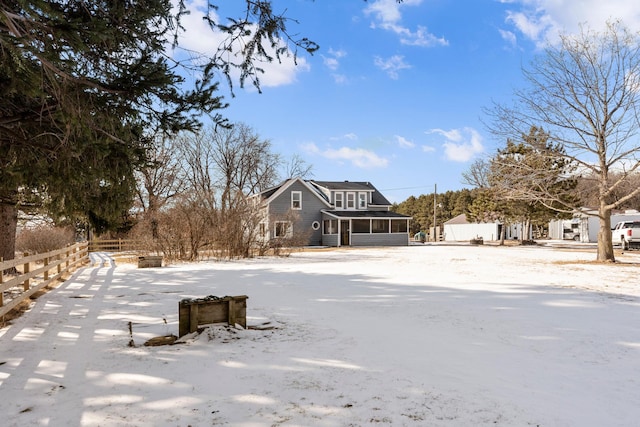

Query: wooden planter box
[[470, 238, 484, 245], [178, 295, 248, 337], [138, 255, 163, 268]]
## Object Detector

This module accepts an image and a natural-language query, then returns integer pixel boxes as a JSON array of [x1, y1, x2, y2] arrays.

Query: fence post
[[0, 257, 4, 308], [44, 256, 49, 281], [23, 252, 30, 291], [66, 245, 70, 269], [57, 252, 62, 275]]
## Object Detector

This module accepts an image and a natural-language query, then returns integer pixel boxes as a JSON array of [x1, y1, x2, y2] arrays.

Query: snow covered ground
[[1, 243, 639, 426]]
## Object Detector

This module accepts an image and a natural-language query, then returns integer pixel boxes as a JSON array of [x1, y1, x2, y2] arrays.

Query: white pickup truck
[[612, 221, 640, 250]]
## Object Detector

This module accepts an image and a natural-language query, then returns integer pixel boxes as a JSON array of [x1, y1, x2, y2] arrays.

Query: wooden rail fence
[[88, 239, 143, 253], [0, 242, 89, 318]]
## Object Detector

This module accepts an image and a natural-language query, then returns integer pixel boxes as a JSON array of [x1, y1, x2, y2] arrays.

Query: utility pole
[[433, 183, 437, 242]]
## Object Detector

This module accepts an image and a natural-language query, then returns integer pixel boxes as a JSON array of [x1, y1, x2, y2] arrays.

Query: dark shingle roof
[[310, 180, 392, 206], [323, 210, 410, 219], [259, 185, 281, 200]]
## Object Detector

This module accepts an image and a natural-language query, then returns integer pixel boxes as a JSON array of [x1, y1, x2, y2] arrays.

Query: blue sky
[[175, 0, 640, 203]]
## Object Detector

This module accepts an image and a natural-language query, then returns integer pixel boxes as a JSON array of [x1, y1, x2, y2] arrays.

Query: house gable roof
[[254, 178, 333, 208], [254, 178, 398, 210], [309, 180, 392, 206]]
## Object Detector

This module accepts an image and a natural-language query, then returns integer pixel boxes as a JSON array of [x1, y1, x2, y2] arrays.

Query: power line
[[379, 185, 436, 192]]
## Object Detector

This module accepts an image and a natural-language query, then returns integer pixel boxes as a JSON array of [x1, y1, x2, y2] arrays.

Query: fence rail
[[88, 239, 143, 252], [0, 242, 88, 318]]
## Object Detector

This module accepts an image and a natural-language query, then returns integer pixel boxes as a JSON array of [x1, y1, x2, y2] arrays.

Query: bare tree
[[486, 20, 640, 261], [158, 124, 283, 259], [462, 158, 490, 189], [283, 154, 314, 179], [134, 135, 186, 239], [207, 123, 280, 212], [178, 129, 227, 211], [132, 124, 286, 259]]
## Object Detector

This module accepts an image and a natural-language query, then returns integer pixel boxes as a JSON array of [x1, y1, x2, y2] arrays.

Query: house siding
[[322, 234, 339, 246], [367, 205, 389, 212], [267, 180, 326, 245], [351, 233, 408, 246]]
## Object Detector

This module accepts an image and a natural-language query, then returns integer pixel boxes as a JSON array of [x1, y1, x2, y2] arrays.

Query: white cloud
[[499, 29, 518, 48], [302, 142, 388, 169], [258, 57, 310, 88], [374, 55, 411, 79], [505, 10, 556, 47], [323, 57, 340, 71], [322, 49, 349, 83], [365, 0, 405, 23], [322, 48, 347, 71], [300, 142, 321, 154], [428, 128, 463, 142], [427, 127, 484, 162], [364, 0, 448, 47], [332, 74, 348, 84], [400, 26, 449, 47], [330, 133, 358, 141], [173, 0, 309, 88], [421, 145, 436, 153], [324, 147, 389, 168], [394, 135, 415, 148], [503, 1, 640, 47]]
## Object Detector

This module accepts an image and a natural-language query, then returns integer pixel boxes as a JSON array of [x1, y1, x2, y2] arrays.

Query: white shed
[[443, 214, 501, 242]]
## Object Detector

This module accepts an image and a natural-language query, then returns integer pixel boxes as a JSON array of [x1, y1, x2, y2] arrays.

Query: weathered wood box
[[138, 255, 163, 268], [178, 295, 248, 337]]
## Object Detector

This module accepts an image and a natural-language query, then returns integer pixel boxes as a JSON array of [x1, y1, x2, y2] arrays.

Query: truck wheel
[[621, 238, 629, 251]]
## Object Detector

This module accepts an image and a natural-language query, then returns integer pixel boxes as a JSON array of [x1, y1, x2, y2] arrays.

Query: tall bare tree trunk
[[597, 202, 615, 262], [0, 201, 18, 264]]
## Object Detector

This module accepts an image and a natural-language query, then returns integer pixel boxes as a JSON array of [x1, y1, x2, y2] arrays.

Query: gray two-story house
[[254, 178, 411, 247]]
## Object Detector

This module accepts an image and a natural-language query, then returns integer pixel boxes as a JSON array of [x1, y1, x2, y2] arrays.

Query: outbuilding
[[443, 214, 524, 242]]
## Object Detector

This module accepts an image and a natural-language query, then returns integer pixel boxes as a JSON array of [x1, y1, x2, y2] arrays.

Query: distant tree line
[[393, 159, 640, 243]]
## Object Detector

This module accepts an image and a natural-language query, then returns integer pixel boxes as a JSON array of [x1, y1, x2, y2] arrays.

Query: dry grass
[[0, 276, 67, 327], [0, 299, 33, 327], [110, 253, 140, 265]]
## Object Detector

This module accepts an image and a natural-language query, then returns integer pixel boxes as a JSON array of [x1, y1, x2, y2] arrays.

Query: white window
[[291, 191, 302, 209], [259, 223, 266, 237], [346, 192, 356, 209], [334, 192, 343, 209], [358, 193, 367, 209], [274, 221, 292, 238]]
